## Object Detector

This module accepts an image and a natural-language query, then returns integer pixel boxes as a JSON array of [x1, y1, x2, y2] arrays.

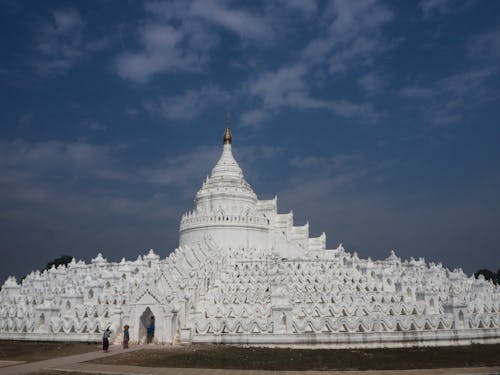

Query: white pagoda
[[1, 127, 499, 347]]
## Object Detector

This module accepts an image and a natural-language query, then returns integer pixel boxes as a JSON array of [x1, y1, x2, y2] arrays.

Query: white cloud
[[145, 85, 230, 121], [246, 64, 317, 109], [241, 64, 380, 126], [240, 64, 323, 126], [432, 112, 462, 126], [357, 73, 386, 94], [278, 0, 317, 15], [329, 100, 379, 120], [238, 0, 392, 127], [399, 67, 498, 125], [115, 0, 276, 83], [291, 153, 362, 170], [115, 23, 205, 83], [125, 108, 139, 118], [146, 0, 274, 41], [467, 29, 500, 61], [0, 138, 206, 222], [141, 146, 218, 190], [18, 114, 34, 130], [116, 1, 392, 125], [191, 0, 273, 41], [439, 67, 494, 96], [35, 8, 84, 76], [419, 0, 477, 18], [87, 121, 107, 131], [0, 139, 119, 178], [240, 108, 273, 127], [34, 8, 110, 76], [301, 0, 394, 73], [401, 68, 496, 100], [399, 87, 434, 99], [419, 0, 454, 17]]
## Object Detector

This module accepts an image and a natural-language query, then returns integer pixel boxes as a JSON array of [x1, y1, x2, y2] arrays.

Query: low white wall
[[191, 328, 500, 348], [0, 332, 100, 342]]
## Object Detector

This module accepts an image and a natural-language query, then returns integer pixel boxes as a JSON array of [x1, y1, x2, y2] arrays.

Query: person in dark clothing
[[102, 327, 111, 352], [146, 316, 155, 344], [123, 325, 130, 349]]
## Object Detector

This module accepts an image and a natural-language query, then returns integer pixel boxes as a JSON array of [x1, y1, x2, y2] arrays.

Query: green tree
[[474, 269, 499, 285], [46, 255, 73, 270]]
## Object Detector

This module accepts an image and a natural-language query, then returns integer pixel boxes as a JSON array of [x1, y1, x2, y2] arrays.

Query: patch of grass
[[89, 344, 500, 371], [0, 341, 99, 362]]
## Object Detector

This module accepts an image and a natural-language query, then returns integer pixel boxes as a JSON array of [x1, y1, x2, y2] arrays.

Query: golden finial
[[223, 113, 232, 144]]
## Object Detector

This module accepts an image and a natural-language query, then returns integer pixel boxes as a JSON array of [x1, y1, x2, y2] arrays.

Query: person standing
[[123, 325, 130, 349], [102, 327, 111, 352], [146, 316, 155, 344]]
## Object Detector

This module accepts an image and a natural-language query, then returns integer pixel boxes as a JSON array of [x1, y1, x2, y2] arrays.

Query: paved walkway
[[0, 345, 143, 375], [1, 346, 499, 375]]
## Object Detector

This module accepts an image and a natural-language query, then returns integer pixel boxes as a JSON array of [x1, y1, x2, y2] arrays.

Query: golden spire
[[223, 113, 232, 145]]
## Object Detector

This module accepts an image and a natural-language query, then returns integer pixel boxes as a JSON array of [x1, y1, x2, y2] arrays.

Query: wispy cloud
[[246, 64, 317, 109], [277, 0, 318, 16], [241, 64, 380, 127], [144, 85, 231, 121], [467, 28, 500, 61], [35, 8, 84, 76], [280, 152, 395, 221], [301, 0, 395, 73], [399, 87, 434, 99], [115, 23, 207, 83], [433, 68, 497, 124], [115, 0, 276, 83], [419, 0, 477, 18], [291, 153, 363, 170], [419, 0, 454, 17], [0, 139, 123, 182], [357, 72, 386, 94], [238, 0, 392, 127], [0, 139, 219, 224], [240, 108, 272, 127], [190, 0, 274, 41], [399, 67, 498, 125], [140, 145, 219, 192], [112, 1, 394, 125], [86, 121, 107, 131], [35, 8, 109, 76]]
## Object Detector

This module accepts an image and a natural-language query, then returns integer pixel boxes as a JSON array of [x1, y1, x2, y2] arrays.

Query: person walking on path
[[146, 317, 155, 344], [102, 327, 111, 352], [123, 325, 130, 349]]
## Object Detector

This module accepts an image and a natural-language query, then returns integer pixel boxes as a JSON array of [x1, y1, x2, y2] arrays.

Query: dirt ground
[[0, 341, 99, 362], [89, 344, 500, 371]]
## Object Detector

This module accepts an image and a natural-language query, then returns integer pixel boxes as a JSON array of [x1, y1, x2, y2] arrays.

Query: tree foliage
[[45, 255, 73, 270], [474, 269, 500, 285]]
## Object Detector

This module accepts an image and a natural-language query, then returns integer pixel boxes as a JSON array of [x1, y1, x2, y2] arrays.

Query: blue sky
[[1, 0, 500, 283]]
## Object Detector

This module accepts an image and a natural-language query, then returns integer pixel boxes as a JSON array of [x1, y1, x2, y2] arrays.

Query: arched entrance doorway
[[139, 307, 155, 343]]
